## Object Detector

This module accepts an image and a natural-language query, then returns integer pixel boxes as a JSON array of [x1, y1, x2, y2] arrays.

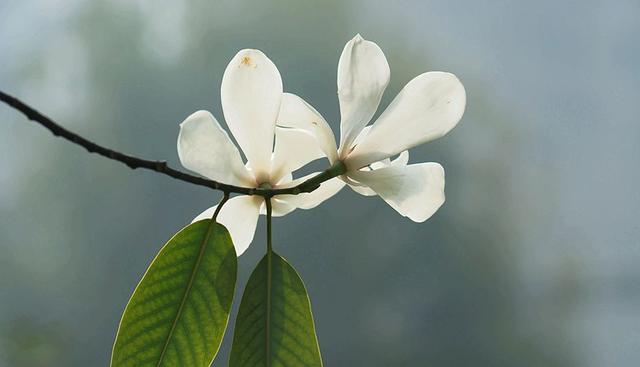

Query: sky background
[[1, 0, 639, 366]]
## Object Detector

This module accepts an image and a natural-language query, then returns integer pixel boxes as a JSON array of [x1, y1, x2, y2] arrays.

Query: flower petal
[[348, 150, 409, 196], [347, 162, 445, 222], [192, 196, 262, 256], [177, 110, 254, 186], [221, 49, 283, 181], [259, 198, 296, 217], [346, 72, 466, 169], [349, 183, 376, 196], [337, 34, 390, 156], [371, 150, 409, 170], [351, 125, 371, 148], [278, 172, 346, 210], [270, 126, 324, 182], [277, 93, 338, 163]]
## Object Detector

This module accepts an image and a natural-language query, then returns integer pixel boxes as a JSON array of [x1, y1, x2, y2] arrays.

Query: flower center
[[258, 182, 272, 190]]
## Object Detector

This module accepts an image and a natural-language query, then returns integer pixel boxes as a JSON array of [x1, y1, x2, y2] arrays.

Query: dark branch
[[0, 90, 344, 196]]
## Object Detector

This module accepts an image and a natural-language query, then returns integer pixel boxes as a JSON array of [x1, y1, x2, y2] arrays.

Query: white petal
[[347, 162, 445, 222], [395, 150, 410, 165], [351, 125, 371, 148], [337, 34, 390, 156], [349, 184, 377, 196], [346, 72, 466, 169], [221, 49, 282, 182], [270, 127, 324, 182], [277, 173, 346, 210], [261, 173, 297, 216], [348, 150, 409, 196], [350, 127, 408, 169], [371, 150, 409, 170], [177, 110, 254, 186], [192, 196, 263, 256], [277, 93, 338, 163], [259, 198, 296, 217], [276, 172, 293, 186]]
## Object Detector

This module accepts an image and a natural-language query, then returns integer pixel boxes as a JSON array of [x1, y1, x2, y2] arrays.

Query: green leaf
[[111, 220, 237, 367], [229, 252, 323, 367]]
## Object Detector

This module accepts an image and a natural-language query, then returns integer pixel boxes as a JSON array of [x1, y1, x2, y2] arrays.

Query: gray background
[[1, 0, 639, 366]]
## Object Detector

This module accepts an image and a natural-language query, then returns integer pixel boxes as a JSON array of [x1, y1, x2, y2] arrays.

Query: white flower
[[279, 34, 466, 222], [177, 49, 343, 255]]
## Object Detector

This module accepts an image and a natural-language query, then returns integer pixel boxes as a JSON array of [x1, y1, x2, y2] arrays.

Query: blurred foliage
[[0, 1, 584, 366]]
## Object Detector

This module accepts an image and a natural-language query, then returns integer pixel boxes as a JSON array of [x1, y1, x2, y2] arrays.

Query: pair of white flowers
[[178, 35, 466, 255]]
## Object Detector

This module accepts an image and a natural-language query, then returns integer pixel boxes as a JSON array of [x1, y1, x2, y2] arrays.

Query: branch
[[0, 90, 344, 197]]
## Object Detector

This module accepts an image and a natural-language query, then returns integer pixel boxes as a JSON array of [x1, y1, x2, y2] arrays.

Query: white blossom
[[177, 49, 343, 255], [281, 34, 467, 222]]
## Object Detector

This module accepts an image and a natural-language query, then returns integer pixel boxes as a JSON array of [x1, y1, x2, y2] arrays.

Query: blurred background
[[1, 0, 639, 366]]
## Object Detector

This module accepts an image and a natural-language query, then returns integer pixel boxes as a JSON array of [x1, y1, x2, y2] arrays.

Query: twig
[[0, 90, 345, 196]]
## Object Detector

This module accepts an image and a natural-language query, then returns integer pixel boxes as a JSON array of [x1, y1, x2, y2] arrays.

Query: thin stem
[[265, 197, 273, 254], [211, 192, 230, 221], [0, 90, 346, 197], [265, 196, 273, 366], [295, 161, 346, 193]]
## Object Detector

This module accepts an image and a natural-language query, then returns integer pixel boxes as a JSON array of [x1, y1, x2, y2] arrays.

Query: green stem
[[265, 198, 273, 254], [265, 197, 273, 366], [287, 160, 347, 195], [211, 192, 230, 221]]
